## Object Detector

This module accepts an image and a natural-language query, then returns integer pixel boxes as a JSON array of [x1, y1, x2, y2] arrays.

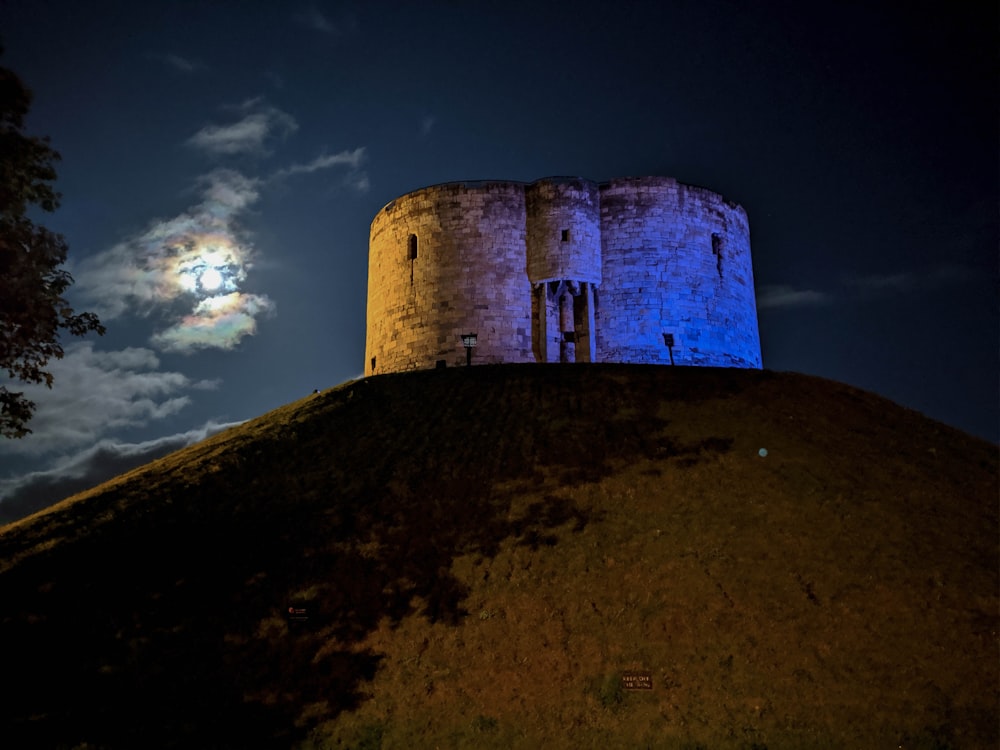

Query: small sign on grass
[[621, 670, 652, 690]]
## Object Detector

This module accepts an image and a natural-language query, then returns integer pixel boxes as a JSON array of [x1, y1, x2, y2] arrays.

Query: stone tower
[[365, 176, 761, 375]]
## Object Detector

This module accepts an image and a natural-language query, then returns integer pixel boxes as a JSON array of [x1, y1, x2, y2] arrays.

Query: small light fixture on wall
[[461, 332, 478, 366]]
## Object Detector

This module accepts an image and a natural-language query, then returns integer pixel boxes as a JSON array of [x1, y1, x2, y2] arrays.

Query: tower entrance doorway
[[534, 280, 596, 363]]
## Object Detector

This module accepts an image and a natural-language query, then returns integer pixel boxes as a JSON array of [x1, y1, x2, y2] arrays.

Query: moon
[[200, 267, 224, 292]]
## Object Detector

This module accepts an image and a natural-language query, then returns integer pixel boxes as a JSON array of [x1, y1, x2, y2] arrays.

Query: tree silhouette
[[0, 53, 104, 438]]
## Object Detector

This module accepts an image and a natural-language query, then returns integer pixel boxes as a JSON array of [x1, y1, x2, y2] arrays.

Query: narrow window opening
[[711, 233, 724, 278], [560, 229, 570, 242], [370, 356, 376, 372], [408, 234, 417, 286]]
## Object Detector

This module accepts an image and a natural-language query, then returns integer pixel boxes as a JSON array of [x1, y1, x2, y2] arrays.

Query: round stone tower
[[364, 177, 761, 376]]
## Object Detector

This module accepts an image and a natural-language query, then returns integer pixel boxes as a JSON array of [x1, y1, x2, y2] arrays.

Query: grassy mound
[[1, 365, 996, 748]]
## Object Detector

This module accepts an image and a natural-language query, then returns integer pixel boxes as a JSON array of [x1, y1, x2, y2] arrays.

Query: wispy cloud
[[151, 52, 207, 73], [294, 6, 357, 35], [756, 284, 832, 310], [848, 271, 914, 292], [847, 264, 976, 293], [0, 342, 217, 458], [757, 264, 978, 312], [151, 292, 275, 352], [0, 419, 241, 525], [270, 147, 369, 191], [187, 102, 298, 157], [75, 169, 276, 353], [271, 147, 366, 178], [296, 6, 335, 33], [345, 172, 371, 193]]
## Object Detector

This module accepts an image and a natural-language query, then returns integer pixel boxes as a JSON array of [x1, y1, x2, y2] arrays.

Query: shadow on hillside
[[0, 365, 741, 747]]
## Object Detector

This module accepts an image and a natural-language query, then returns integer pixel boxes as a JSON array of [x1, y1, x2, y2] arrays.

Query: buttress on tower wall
[[365, 176, 761, 376]]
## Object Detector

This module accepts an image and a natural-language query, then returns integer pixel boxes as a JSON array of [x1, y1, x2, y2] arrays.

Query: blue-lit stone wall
[[597, 177, 761, 367], [365, 176, 761, 375]]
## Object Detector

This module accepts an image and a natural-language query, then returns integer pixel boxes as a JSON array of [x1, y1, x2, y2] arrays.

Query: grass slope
[[0, 365, 996, 749]]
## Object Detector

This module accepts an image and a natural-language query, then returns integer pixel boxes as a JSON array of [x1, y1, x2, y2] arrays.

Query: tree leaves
[[0, 57, 104, 438]]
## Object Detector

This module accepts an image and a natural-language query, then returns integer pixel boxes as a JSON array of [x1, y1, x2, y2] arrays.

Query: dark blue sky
[[1, 0, 996, 520]]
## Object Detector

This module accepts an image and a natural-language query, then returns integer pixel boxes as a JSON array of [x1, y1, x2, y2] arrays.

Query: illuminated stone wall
[[597, 177, 760, 367], [366, 182, 533, 374], [365, 176, 761, 375]]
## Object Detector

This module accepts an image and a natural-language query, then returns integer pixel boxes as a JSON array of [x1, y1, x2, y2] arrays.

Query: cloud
[[0, 342, 218, 458], [0, 420, 242, 525], [76, 104, 364, 352], [187, 102, 298, 156], [346, 172, 371, 193], [847, 264, 976, 293], [271, 147, 366, 178], [294, 6, 357, 35], [756, 284, 832, 310], [74, 169, 276, 352], [848, 271, 914, 291], [756, 265, 977, 313], [270, 147, 369, 192], [152, 53, 207, 73], [150, 292, 275, 353], [296, 6, 335, 33]]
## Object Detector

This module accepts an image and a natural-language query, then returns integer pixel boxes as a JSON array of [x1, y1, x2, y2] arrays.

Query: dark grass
[[0, 364, 996, 748]]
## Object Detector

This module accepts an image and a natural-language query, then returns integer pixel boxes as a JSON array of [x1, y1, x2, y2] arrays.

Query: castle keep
[[365, 176, 761, 375]]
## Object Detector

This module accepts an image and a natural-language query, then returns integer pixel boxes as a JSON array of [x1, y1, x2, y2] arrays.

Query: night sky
[[1, 0, 996, 520]]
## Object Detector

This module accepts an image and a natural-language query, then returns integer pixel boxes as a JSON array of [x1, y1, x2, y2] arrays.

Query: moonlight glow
[[174, 240, 244, 299], [200, 267, 224, 291]]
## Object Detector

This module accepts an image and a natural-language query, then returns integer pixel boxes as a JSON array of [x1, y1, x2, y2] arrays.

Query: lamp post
[[461, 332, 477, 366], [662, 333, 675, 366]]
